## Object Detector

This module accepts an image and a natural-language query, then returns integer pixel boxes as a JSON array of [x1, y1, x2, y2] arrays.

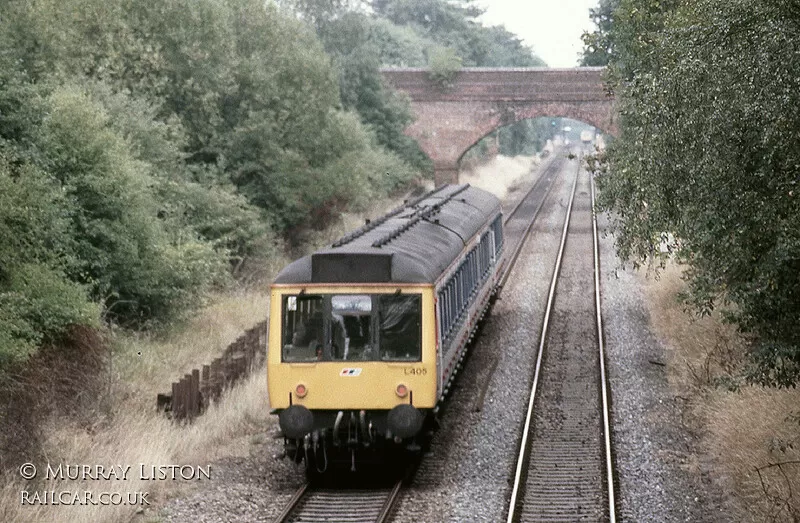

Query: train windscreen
[[281, 293, 421, 362]]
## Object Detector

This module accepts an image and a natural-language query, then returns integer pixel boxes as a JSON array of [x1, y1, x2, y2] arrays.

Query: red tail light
[[295, 383, 308, 398]]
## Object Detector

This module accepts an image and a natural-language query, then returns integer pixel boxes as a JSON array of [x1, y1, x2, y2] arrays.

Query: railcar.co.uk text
[[18, 462, 211, 506]]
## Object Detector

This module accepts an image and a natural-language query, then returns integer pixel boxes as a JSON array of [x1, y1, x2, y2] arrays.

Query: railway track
[[506, 156, 617, 522], [274, 479, 403, 523], [499, 154, 566, 290], [471, 153, 568, 414]]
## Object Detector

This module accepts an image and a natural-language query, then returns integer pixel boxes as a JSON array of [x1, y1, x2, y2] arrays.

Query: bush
[[0, 151, 99, 367], [36, 85, 226, 325], [0, 265, 99, 357], [427, 46, 463, 89]]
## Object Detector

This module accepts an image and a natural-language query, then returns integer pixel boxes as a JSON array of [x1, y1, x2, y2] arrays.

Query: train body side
[[432, 214, 506, 405]]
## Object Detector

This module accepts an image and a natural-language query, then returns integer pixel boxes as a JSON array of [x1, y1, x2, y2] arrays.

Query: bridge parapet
[[383, 67, 609, 102], [381, 67, 616, 185]]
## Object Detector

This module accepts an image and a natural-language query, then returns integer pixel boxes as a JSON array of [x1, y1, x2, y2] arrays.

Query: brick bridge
[[381, 67, 615, 185]]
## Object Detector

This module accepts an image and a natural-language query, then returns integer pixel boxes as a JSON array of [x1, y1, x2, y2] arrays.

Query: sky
[[478, 0, 600, 68]]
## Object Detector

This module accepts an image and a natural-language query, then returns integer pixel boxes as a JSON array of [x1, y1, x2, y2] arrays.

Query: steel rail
[[506, 161, 581, 523], [499, 155, 566, 291], [592, 171, 617, 523], [375, 479, 404, 523], [272, 482, 309, 523], [272, 154, 578, 523], [503, 153, 561, 225], [472, 154, 568, 413]]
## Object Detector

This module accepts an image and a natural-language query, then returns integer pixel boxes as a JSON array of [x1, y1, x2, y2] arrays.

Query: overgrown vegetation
[[0, 7, 553, 512], [0, 0, 429, 369], [645, 264, 800, 521], [426, 45, 463, 88], [585, 0, 800, 386]]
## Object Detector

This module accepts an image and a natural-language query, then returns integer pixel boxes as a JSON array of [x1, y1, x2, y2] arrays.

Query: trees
[[581, 0, 618, 67], [592, 0, 800, 386], [370, 0, 549, 157], [0, 75, 225, 364], [0, 0, 553, 369], [0, 0, 423, 369], [371, 0, 488, 66], [371, 0, 542, 68], [282, 0, 551, 173], [0, 152, 99, 367], [315, 12, 431, 171]]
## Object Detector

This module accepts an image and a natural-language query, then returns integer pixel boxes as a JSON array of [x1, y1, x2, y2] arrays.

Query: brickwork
[[382, 67, 616, 185]]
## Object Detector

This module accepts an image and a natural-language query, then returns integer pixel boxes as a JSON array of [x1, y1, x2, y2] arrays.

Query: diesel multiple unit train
[[267, 184, 506, 473]]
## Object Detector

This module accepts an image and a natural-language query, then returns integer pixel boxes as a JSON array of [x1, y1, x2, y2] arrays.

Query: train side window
[[455, 264, 466, 316], [445, 289, 450, 336], [493, 215, 504, 253], [436, 294, 443, 342], [455, 271, 463, 315], [282, 295, 324, 362], [481, 232, 491, 274], [442, 286, 449, 337], [437, 291, 444, 339], [455, 267, 461, 314], [465, 253, 472, 298], [474, 249, 479, 285], [379, 295, 422, 361], [448, 280, 456, 331], [448, 282, 454, 332], [446, 279, 454, 338], [471, 250, 478, 290]]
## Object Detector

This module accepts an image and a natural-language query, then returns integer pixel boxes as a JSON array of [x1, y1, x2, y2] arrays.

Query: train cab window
[[281, 293, 420, 362], [282, 295, 324, 362], [378, 295, 422, 361], [330, 295, 373, 361]]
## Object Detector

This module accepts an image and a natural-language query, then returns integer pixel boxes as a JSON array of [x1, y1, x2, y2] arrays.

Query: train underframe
[[279, 406, 436, 475]]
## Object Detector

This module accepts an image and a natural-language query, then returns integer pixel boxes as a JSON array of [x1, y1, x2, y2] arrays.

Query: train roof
[[273, 184, 502, 285]]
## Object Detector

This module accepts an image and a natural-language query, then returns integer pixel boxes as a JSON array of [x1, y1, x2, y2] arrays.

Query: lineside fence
[[156, 320, 268, 421]]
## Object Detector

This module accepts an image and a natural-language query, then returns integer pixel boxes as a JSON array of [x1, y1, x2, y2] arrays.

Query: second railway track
[[507, 155, 617, 522]]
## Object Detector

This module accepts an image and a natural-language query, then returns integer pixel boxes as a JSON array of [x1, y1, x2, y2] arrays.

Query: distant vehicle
[[580, 130, 595, 144]]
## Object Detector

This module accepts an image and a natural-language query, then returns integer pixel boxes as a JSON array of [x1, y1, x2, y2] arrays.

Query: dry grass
[[110, 288, 273, 410], [644, 262, 800, 522], [0, 287, 274, 523], [706, 388, 800, 522], [460, 154, 539, 201], [645, 264, 746, 393], [2, 370, 268, 523]]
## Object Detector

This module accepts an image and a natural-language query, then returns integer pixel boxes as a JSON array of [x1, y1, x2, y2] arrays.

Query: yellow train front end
[[267, 284, 438, 472]]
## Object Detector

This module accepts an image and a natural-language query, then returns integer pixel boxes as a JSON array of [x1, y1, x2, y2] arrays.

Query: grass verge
[[644, 263, 800, 522]]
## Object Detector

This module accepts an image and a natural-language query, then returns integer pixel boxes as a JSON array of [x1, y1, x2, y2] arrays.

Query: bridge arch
[[381, 67, 616, 185]]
